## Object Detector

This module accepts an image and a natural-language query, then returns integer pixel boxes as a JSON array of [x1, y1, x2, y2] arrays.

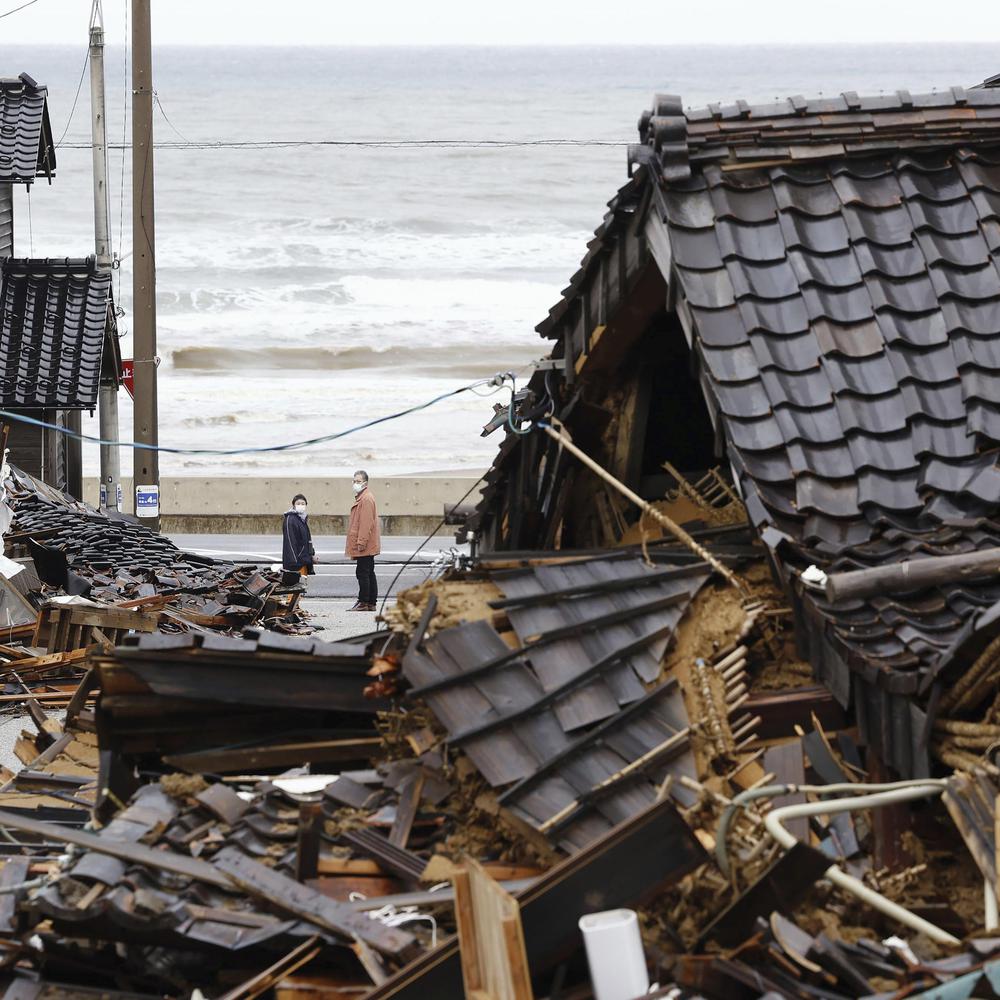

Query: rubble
[[4, 72, 1000, 1000]]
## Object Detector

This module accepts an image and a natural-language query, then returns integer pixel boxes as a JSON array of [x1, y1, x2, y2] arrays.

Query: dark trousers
[[355, 555, 377, 605]]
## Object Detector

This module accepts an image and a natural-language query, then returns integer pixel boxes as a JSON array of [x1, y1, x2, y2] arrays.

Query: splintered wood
[[453, 856, 533, 1000]]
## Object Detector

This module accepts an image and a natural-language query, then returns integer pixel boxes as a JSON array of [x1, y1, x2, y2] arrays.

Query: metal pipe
[[763, 786, 958, 945]]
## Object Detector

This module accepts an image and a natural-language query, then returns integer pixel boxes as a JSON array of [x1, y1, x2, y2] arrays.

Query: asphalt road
[[167, 533, 464, 599]]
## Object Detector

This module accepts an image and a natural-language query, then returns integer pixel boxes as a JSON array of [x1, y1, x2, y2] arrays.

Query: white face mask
[[352, 482, 365, 495], [294, 503, 307, 513]]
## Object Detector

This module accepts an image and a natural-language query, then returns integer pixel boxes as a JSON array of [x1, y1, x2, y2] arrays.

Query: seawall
[[82, 475, 485, 535]]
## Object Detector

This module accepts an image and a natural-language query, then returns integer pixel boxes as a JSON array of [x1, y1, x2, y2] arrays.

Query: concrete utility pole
[[131, 0, 159, 528], [90, 9, 121, 511]]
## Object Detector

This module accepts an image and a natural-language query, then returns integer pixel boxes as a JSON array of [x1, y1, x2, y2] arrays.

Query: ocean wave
[[153, 227, 586, 277], [169, 344, 532, 375]]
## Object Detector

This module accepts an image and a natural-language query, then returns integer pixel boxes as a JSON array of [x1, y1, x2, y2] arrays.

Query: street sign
[[121, 359, 134, 399], [135, 484, 159, 518]]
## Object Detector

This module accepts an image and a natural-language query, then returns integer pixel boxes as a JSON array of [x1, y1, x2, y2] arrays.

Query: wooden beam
[[825, 547, 1000, 603]]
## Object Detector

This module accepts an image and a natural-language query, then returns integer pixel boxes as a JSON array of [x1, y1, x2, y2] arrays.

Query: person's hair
[[353, 470, 369, 483], [292, 493, 307, 505]]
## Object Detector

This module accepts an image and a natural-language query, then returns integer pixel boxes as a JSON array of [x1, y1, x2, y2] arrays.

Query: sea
[[5, 43, 1000, 478]]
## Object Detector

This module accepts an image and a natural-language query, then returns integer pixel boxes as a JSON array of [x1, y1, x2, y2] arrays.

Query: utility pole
[[90, 5, 120, 511], [131, 0, 159, 528]]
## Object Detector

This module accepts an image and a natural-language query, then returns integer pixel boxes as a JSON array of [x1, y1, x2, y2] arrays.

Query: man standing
[[346, 470, 381, 611]]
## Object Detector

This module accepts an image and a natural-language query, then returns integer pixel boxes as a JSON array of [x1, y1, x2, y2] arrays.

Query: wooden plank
[[763, 742, 809, 845], [388, 771, 424, 849], [162, 737, 382, 774], [212, 846, 417, 959], [454, 856, 533, 1000]]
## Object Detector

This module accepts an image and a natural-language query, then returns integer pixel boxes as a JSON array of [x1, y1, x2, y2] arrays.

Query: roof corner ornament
[[639, 92, 690, 185]]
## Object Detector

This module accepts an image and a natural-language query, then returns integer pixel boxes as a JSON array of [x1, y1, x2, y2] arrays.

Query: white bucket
[[578, 908, 649, 1000]]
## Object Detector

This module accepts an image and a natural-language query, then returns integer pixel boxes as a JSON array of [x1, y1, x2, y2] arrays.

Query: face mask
[[352, 482, 365, 495], [294, 503, 307, 513]]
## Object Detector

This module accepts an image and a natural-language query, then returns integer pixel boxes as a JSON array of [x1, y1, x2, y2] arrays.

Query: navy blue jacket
[[282, 511, 315, 573]]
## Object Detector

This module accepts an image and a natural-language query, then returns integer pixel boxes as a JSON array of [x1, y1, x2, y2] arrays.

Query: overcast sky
[[3, 0, 999, 46]]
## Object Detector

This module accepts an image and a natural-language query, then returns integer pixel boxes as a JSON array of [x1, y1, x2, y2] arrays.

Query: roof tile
[[833, 391, 908, 433], [0, 259, 111, 409], [845, 430, 918, 471], [787, 248, 863, 287], [778, 211, 851, 253]]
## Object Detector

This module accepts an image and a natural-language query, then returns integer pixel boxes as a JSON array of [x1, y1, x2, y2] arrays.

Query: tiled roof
[[629, 86, 1000, 766], [0, 74, 55, 184], [0, 258, 111, 408], [636, 84, 1000, 184], [477, 78, 1000, 776]]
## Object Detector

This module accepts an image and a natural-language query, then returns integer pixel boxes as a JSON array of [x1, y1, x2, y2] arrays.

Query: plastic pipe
[[579, 908, 649, 1000], [716, 779, 949, 877], [764, 785, 959, 946]]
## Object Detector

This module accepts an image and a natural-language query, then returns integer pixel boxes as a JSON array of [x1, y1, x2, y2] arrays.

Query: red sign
[[121, 359, 134, 400]]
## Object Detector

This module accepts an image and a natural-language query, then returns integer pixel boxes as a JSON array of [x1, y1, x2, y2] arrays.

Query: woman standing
[[282, 493, 315, 577]]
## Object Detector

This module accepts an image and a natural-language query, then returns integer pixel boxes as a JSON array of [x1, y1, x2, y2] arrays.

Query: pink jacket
[[346, 487, 381, 558]]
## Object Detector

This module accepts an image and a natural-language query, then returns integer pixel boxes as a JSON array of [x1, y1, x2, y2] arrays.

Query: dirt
[[383, 577, 505, 635], [753, 646, 814, 691], [159, 773, 209, 800]]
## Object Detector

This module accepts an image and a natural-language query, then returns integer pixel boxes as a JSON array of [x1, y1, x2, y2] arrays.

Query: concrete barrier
[[83, 475, 485, 535]]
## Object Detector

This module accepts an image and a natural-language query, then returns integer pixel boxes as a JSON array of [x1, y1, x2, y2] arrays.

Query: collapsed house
[[6, 73, 1000, 1000], [468, 76, 1000, 782]]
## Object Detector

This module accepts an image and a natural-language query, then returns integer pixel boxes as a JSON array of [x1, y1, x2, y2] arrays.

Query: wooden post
[[131, 0, 159, 528], [295, 802, 323, 882], [825, 547, 1000, 604]]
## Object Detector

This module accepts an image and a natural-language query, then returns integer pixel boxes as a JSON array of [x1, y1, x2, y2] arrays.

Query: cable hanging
[[0, 0, 40, 18], [61, 137, 630, 151], [0, 372, 519, 457]]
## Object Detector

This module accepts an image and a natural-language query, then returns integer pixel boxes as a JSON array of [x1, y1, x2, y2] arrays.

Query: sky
[[2, 0, 1000, 46]]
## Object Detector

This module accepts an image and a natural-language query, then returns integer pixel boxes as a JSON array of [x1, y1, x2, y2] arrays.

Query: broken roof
[[0, 74, 55, 184], [0, 258, 112, 409], [478, 75, 1000, 777]]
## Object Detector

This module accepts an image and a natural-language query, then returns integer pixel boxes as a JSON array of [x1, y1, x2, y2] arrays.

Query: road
[[167, 533, 464, 599]]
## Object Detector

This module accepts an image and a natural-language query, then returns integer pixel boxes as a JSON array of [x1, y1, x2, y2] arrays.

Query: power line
[[0, 373, 516, 456], [61, 137, 629, 150], [0, 0, 40, 19], [152, 91, 194, 144], [54, 48, 90, 147]]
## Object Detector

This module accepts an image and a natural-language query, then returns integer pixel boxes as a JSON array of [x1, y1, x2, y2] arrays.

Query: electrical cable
[[61, 137, 630, 151], [375, 471, 489, 621], [0, 373, 515, 456], [0, 0, 39, 18], [152, 91, 194, 144], [54, 48, 90, 147]]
